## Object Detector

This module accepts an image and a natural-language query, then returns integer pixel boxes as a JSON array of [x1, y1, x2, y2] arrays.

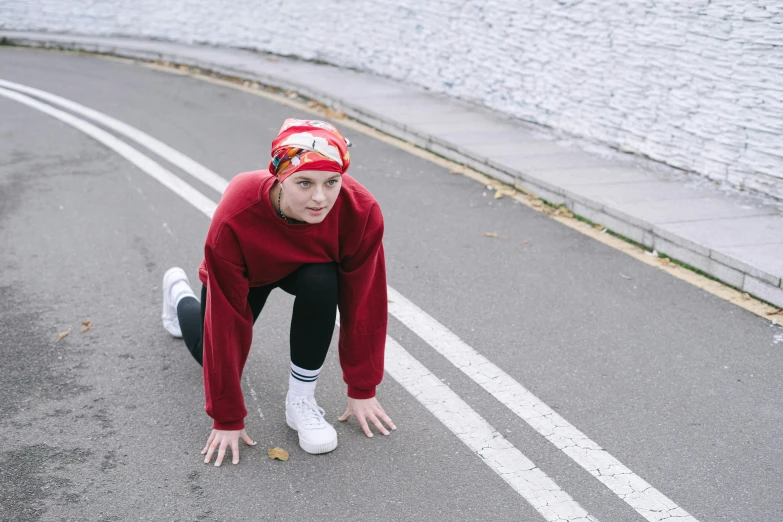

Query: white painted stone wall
[[3, 1, 782, 199]]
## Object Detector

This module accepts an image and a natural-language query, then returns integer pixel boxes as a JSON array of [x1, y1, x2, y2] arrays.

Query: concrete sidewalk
[[3, 31, 782, 309]]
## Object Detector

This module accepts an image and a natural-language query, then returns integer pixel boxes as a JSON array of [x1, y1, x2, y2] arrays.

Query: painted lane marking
[[386, 331, 596, 521], [0, 87, 217, 218], [245, 375, 264, 420], [387, 288, 696, 522], [1, 84, 594, 521], [0, 78, 229, 195]]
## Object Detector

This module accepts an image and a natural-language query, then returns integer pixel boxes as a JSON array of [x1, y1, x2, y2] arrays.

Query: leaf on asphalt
[[767, 309, 783, 316], [554, 205, 573, 218], [592, 224, 603, 230], [530, 200, 543, 208], [80, 321, 92, 333], [268, 447, 289, 461], [620, 273, 632, 280], [484, 232, 499, 238], [56, 329, 71, 342], [494, 190, 504, 199]]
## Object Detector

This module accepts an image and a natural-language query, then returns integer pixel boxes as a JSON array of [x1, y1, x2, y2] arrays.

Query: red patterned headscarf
[[269, 118, 352, 182]]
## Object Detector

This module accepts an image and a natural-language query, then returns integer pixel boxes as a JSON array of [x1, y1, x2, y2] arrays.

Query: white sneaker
[[161, 267, 190, 338], [285, 394, 338, 454]]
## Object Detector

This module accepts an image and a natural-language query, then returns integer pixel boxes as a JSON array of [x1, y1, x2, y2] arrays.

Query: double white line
[[0, 78, 695, 522]]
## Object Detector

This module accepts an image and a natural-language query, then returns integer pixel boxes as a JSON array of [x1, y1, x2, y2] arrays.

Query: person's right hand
[[202, 428, 256, 466]]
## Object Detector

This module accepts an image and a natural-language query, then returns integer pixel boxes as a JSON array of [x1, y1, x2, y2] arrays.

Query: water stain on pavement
[[0, 284, 92, 422], [0, 444, 92, 522]]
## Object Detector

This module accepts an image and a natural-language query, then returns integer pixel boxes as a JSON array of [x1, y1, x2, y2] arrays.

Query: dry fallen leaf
[[592, 224, 603, 230], [620, 273, 632, 280], [484, 232, 499, 238], [767, 309, 783, 316], [494, 190, 504, 199], [449, 169, 461, 175], [56, 329, 71, 342], [324, 109, 345, 119], [80, 321, 92, 333], [531, 200, 543, 208], [742, 293, 751, 300], [268, 447, 289, 461]]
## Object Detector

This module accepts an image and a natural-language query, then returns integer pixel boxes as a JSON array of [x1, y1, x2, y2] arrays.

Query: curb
[[3, 32, 782, 311]]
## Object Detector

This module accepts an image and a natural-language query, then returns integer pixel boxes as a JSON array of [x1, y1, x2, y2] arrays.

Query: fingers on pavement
[[215, 440, 228, 467], [231, 439, 240, 465], [358, 416, 374, 438]]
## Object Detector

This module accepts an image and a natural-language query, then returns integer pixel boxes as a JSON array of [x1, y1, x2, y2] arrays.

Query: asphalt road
[[0, 47, 781, 522]]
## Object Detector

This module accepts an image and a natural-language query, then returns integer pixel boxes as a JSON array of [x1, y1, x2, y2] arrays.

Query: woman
[[160, 118, 395, 467]]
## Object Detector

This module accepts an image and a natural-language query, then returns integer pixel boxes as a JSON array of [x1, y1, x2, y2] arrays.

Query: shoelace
[[291, 396, 327, 429]]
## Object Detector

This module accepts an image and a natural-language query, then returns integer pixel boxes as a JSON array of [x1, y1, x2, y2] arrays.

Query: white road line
[[387, 288, 696, 522], [0, 87, 218, 218], [0, 78, 229, 195], [384, 333, 595, 522], [2, 83, 594, 521], [245, 375, 264, 419]]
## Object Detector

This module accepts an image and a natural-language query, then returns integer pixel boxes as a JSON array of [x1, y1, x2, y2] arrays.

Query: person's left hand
[[338, 396, 396, 437]]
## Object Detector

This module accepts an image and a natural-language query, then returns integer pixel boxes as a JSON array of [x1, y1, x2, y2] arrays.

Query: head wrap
[[269, 118, 352, 182]]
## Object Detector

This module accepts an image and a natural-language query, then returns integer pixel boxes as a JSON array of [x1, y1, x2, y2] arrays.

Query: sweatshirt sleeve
[[338, 203, 388, 399], [202, 225, 253, 430]]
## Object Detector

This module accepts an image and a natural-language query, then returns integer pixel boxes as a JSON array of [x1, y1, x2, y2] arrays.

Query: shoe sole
[[286, 414, 338, 454], [162, 267, 188, 338]]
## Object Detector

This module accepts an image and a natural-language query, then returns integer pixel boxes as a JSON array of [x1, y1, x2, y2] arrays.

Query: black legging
[[176, 263, 338, 370]]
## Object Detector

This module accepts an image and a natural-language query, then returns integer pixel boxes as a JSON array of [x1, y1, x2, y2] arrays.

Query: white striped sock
[[288, 363, 321, 398]]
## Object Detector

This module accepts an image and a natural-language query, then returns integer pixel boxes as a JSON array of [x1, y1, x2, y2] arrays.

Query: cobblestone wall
[[3, 1, 782, 198]]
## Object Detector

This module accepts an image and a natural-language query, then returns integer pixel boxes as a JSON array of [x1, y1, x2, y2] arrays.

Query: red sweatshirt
[[197, 170, 387, 430]]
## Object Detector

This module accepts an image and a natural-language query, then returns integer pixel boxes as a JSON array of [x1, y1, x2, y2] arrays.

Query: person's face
[[280, 170, 343, 224]]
